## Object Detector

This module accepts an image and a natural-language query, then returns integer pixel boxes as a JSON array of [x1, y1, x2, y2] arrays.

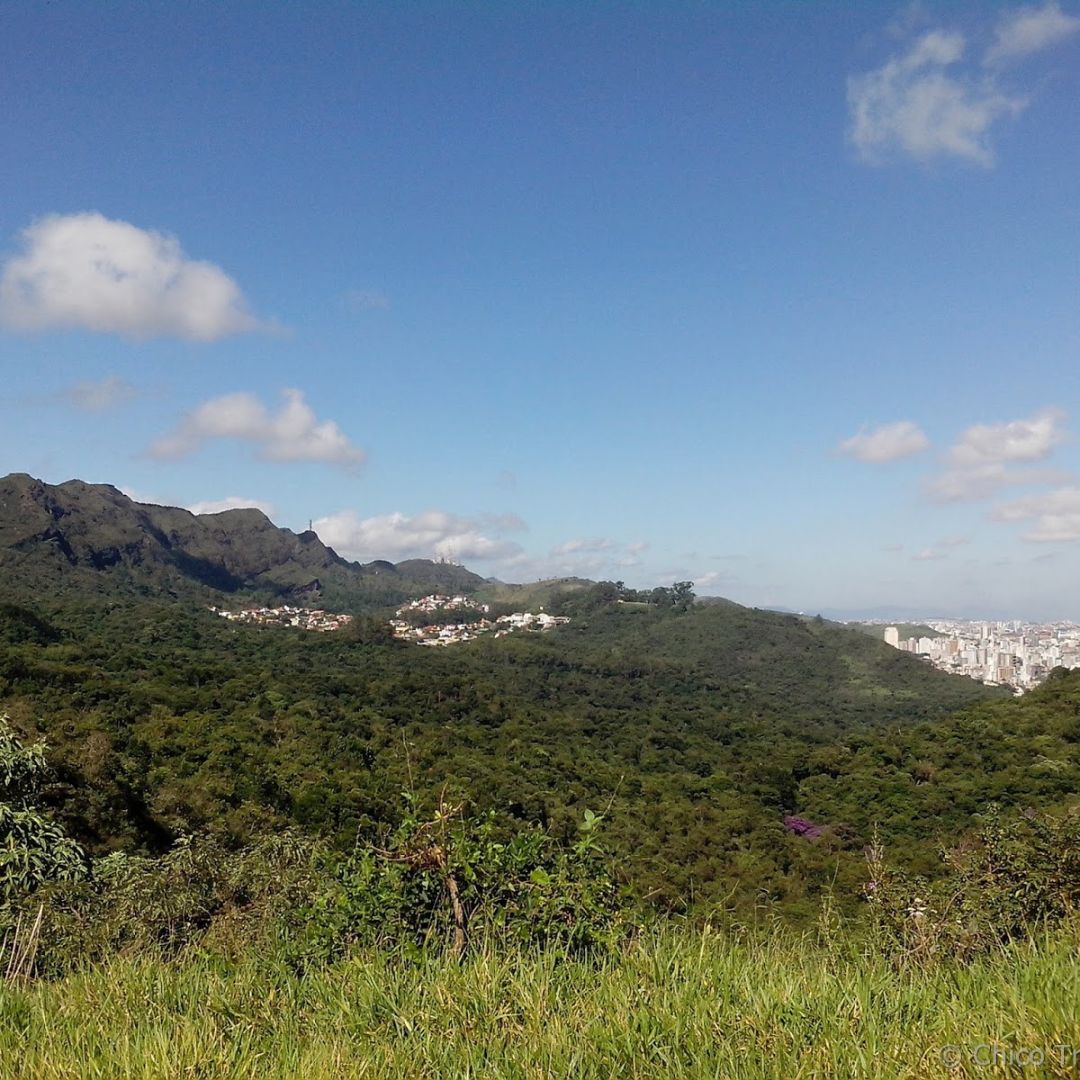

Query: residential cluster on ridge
[[877, 620, 1080, 692], [211, 605, 354, 632], [390, 594, 570, 646], [211, 594, 570, 646]]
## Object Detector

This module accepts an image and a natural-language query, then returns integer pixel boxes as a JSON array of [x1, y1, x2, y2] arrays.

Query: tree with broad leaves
[[0, 717, 88, 904]]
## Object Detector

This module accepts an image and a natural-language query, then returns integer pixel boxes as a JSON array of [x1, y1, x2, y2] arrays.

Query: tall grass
[[2, 925, 1078, 1078]]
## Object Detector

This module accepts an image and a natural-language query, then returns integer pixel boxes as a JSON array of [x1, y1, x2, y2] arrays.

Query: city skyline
[[2, 4, 1079, 619], [879, 617, 1080, 692]]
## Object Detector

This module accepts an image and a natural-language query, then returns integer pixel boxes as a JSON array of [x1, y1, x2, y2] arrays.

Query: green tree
[[670, 581, 695, 612], [0, 717, 88, 903]]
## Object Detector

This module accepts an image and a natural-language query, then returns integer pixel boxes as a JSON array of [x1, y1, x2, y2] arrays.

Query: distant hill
[[0, 473, 484, 611], [476, 576, 595, 611], [556, 602, 1002, 727]]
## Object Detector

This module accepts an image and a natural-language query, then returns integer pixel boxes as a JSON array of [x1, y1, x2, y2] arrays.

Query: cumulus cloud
[[836, 420, 930, 462], [59, 375, 138, 412], [985, 2, 1080, 64], [312, 511, 648, 579], [946, 407, 1065, 466], [150, 393, 365, 468], [0, 213, 264, 341], [927, 408, 1069, 501], [313, 509, 524, 564], [992, 487, 1080, 541], [847, 28, 1025, 165], [150, 388, 364, 468], [187, 496, 276, 517]]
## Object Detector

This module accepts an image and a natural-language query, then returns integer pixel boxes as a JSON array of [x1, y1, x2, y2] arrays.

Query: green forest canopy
[[3, 583, 1067, 921]]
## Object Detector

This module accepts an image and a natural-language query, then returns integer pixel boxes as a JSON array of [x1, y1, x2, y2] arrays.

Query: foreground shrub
[[7, 829, 326, 976], [865, 804, 1080, 963], [299, 797, 632, 962], [6, 797, 633, 977], [0, 716, 88, 905]]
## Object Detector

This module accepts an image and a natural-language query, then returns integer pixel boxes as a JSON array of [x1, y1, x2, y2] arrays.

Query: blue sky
[[1, 1, 1078, 618]]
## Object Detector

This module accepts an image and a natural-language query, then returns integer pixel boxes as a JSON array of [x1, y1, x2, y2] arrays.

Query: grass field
[[3, 926, 1078, 1079]]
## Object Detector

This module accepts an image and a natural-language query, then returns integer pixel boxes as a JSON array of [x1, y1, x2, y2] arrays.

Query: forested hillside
[[6, 475, 1077, 920], [0, 585, 1042, 917]]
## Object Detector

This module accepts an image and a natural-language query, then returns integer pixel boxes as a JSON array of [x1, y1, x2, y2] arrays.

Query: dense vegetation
[[0, 588, 1022, 917], [5, 698, 1078, 1077], [3, 476, 1080, 1074]]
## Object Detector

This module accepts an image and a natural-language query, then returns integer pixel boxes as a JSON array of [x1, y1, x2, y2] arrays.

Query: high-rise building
[[884, 626, 900, 649]]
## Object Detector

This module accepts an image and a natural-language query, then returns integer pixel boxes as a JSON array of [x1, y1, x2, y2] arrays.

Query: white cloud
[[992, 487, 1080, 541], [313, 509, 524, 564], [470, 536, 651, 583], [187, 496, 276, 517], [312, 513, 647, 580], [540, 537, 652, 573], [912, 547, 947, 561], [926, 463, 1066, 502], [946, 407, 1065, 467], [0, 213, 264, 341], [927, 408, 1069, 501], [837, 420, 930, 462], [60, 375, 138, 412], [551, 537, 617, 556], [848, 29, 1025, 165], [694, 570, 734, 591], [985, 2, 1080, 64], [150, 389, 364, 468]]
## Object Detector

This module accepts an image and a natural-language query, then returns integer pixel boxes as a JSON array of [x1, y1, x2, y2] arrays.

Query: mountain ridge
[[0, 472, 485, 609]]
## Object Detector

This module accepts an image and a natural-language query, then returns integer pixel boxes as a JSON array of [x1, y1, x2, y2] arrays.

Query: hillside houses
[[210, 594, 569, 645], [212, 605, 353, 632], [390, 594, 568, 646]]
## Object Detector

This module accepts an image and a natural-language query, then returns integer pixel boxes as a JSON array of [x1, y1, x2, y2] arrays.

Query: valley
[[2, 473, 1078, 1078]]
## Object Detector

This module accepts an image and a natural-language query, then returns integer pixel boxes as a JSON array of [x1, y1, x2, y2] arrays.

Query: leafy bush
[[12, 829, 325, 976], [865, 805, 1080, 963], [13, 801, 631, 977], [301, 796, 632, 963], [0, 716, 87, 904]]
